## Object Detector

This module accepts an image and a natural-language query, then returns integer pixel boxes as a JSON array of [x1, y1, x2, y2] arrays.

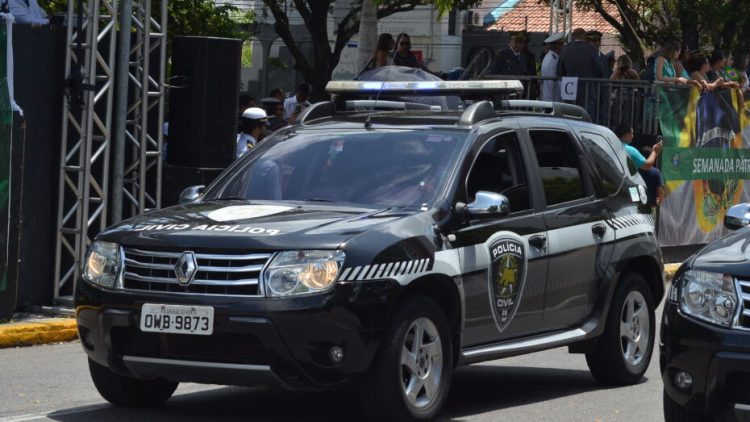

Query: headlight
[[264, 250, 345, 297], [82, 241, 121, 288], [679, 269, 739, 327]]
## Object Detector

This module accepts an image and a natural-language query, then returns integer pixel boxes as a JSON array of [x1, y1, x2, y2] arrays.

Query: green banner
[[656, 85, 750, 246], [662, 147, 750, 180]]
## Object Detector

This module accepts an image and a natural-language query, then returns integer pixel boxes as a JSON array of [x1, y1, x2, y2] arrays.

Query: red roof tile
[[487, 0, 620, 35]]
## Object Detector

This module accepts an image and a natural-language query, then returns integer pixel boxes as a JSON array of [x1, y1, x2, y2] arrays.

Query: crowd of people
[[492, 28, 750, 108]]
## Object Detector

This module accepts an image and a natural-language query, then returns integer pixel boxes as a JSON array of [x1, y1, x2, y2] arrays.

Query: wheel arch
[[396, 274, 463, 368]]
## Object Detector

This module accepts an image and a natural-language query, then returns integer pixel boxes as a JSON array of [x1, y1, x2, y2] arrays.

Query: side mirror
[[179, 185, 205, 205], [724, 203, 750, 230], [466, 191, 510, 219]]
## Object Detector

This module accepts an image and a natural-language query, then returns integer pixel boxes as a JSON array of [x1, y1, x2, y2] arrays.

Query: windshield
[[204, 129, 466, 209]]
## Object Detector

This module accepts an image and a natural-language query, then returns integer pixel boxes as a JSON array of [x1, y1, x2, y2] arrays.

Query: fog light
[[329, 346, 344, 363], [674, 371, 693, 390]]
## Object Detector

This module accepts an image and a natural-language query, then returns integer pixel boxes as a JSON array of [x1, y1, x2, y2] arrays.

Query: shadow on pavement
[[441, 365, 648, 421], [46, 365, 646, 421]]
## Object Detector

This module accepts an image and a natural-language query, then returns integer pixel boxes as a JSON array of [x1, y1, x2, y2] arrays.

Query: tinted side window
[[580, 131, 625, 196], [466, 132, 531, 213], [529, 130, 586, 206]]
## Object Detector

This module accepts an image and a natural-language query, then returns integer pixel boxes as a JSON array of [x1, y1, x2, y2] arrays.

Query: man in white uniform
[[283, 84, 311, 124], [541, 33, 565, 102], [236, 107, 267, 159]]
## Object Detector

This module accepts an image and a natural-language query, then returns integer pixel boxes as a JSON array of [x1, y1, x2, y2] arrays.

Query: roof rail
[[458, 101, 496, 126], [496, 100, 591, 122], [298, 101, 335, 125]]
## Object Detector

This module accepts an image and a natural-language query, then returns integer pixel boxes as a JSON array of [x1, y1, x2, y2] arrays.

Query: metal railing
[[482, 74, 661, 135]]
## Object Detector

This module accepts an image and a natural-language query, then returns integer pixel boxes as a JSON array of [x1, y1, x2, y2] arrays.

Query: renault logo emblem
[[175, 251, 197, 286]]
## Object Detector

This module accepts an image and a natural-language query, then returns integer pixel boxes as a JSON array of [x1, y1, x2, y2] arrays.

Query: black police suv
[[76, 80, 665, 421], [661, 203, 750, 422]]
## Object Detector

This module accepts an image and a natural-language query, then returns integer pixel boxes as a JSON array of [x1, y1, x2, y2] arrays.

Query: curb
[[664, 263, 681, 282], [0, 318, 78, 348]]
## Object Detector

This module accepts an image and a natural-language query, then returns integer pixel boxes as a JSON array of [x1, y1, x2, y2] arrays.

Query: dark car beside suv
[[76, 80, 665, 421], [661, 203, 750, 422]]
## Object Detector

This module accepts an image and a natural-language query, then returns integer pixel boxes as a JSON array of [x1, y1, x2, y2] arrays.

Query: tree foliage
[[258, 0, 480, 100], [571, 0, 750, 65]]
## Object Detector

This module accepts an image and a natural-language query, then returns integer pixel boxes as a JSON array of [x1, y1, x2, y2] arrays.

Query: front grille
[[111, 327, 274, 365], [122, 248, 272, 296], [740, 279, 750, 329]]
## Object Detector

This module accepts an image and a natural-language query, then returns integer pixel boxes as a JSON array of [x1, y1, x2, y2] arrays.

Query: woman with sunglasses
[[393, 33, 435, 74]]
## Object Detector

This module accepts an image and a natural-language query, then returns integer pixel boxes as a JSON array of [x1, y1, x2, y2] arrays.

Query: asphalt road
[[0, 310, 665, 422]]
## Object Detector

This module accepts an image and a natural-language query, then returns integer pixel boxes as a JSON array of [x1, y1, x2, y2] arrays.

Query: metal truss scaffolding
[[54, 0, 166, 302], [54, 0, 118, 302], [123, 0, 166, 217], [550, 0, 573, 36]]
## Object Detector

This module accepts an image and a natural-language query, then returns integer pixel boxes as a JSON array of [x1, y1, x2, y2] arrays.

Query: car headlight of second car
[[264, 250, 346, 297], [678, 269, 739, 327], [82, 241, 121, 289]]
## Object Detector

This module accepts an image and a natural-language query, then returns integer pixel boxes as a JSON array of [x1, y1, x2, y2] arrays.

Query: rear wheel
[[358, 297, 453, 421], [88, 358, 178, 407], [586, 272, 655, 385], [663, 389, 712, 422]]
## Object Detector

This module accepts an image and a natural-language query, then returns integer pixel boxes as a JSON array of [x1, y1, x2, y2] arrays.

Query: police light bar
[[326, 80, 523, 97]]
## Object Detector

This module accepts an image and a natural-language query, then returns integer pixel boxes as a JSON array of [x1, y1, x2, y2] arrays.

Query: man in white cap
[[541, 33, 565, 102], [236, 107, 267, 159]]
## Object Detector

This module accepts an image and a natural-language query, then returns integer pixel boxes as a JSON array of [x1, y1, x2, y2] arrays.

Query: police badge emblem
[[488, 236, 527, 332]]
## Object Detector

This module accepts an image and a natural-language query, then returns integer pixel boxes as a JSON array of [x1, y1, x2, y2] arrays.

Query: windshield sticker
[[638, 184, 647, 204], [134, 223, 280, 235], [488, 234, 528, 333], [203, 205, 292, 222]]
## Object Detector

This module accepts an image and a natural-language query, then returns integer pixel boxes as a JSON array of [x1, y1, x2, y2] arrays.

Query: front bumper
[[75, 278, 400, 390], [660, 301, 750, 421]]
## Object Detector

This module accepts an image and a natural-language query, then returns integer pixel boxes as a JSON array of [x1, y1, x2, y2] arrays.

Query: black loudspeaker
[[168, 36, 242, 168], [161, 164, 225, 207]]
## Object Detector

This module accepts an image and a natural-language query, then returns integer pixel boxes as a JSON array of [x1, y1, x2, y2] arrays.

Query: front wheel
[[88, 358, 178, 407], [663, 389, 712, 422], [358, 297, 453, 421], [586, 272, 655, 385]]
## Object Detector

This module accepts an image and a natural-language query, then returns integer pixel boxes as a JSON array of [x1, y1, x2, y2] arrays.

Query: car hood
[[691, 228, 750, 277], [97, 201, 409, 251]]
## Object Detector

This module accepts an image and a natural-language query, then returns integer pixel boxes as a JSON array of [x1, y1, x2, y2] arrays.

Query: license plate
[[140, 304, 214, 335]]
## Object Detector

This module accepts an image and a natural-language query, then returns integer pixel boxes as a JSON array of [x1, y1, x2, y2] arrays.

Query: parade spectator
[[284, 83, 311, 122], [236, 107, 267, 159], [373, 33, 395, 68], [734, 51, 750, 92], [557, 28, 605, 117], [611, 55, 639, 80], [393, 33, 434, 74], [638, 146, 666, 208], [491, 31, 536, 77], [614, 123, 662, 171], [654, 41, 688, 85], [687, 54, 718, 91], [540, 33, 565, 102], [722, 51, 741, 83], [707, 50, 740, 89], [262, 98, 287, 131], [268, 87, 285, 102], [675, 47, 691, 79], [586, 30, 611, 78]]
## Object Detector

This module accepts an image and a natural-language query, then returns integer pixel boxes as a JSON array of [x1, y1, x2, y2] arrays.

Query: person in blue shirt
[[613, 123, 662, 170]]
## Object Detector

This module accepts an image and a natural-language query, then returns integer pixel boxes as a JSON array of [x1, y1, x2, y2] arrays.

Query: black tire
[[88, 358, 178, 407], [358, 297, 453, 421], [663, 389, 712, 422], [586, 272, 655, 385]]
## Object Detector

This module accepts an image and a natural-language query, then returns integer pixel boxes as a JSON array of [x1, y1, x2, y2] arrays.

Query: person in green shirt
[[613, 123, 662, 170]]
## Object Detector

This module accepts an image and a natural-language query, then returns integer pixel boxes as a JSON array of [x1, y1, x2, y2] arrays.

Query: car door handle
[[528, 235, 546, 249], [592, 223, 607, 237]]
